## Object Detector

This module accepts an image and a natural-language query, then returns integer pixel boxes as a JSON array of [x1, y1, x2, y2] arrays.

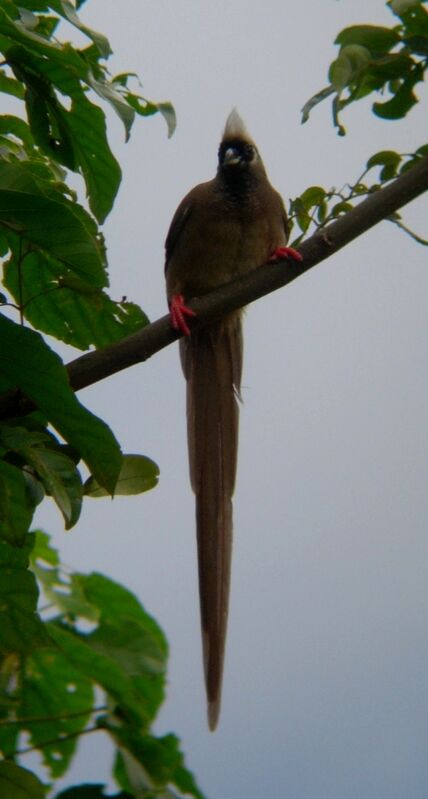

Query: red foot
[[269, 246, 303, 263], [169, 293, 196, 336]]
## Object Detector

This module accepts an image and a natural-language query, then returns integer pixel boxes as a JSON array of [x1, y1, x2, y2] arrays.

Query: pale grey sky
[[32, 2, 428, 797]]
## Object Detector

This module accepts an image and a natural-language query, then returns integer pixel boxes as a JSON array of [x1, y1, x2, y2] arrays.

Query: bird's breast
[[166, 191, 286, 299]]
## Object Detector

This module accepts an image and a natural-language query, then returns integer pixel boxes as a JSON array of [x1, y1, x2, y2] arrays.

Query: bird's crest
[[223, 108, 252, 143]]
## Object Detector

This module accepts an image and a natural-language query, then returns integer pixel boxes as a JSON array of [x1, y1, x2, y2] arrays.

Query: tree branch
[[67, 154, 428, 391], [1, 154, 427, 417]]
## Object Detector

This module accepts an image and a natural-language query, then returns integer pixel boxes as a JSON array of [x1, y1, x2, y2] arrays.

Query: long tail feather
[[180, 313, 242, 729]]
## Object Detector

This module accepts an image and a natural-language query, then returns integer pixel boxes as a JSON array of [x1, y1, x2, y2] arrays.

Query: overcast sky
[[31, 1, 428, 797]]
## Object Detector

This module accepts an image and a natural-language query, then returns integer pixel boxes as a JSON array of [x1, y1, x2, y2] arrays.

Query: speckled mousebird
[[165, 110, 301, 729]]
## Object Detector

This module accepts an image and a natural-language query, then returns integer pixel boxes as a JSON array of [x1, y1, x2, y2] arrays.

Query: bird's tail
[[180, 313, 242, 730]]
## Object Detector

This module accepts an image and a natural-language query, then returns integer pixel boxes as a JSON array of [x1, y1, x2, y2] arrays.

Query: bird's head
[[217, 109, 265, 177]]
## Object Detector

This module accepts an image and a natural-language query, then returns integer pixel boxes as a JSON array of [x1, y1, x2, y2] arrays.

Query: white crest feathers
[[223, 108, 252, 142]]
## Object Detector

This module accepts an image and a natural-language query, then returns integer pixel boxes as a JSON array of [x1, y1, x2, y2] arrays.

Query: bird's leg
[[169, 293, 196, 336], [269, 246, 303, 262]]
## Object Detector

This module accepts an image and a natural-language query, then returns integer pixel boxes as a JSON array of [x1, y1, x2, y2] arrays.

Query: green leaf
[[0, 189, 106, 288], [331, 200, 353, 217], [0, 761, 46, 799], [49, 0, 111, 58], [66, 92, 122, 223], [157, 101, 177, 138], [47, 573, 168, 727], [23, 447, 83, 529], [85, 455, 159, 498], [335, 25, 400, 54], [0, 535, 49, 654], [0, 426, 83, 528], [0, 115, 35, 150], [0, 314, 122, 494], [31, 529, 59, 567], [21, 647, 94, 778], [366, 149, 402, 168], [4, 236, 148, 347], [373, 65, 423, 119], [0, 70, 25, 99], [30, 537, 100, 621], [403, 34, 428, 56], [0, 460, 34, 545], [329, 45, 371, 90], [366, 149, 402, 179], [389, 0, 423, 13], [298, 186, 327, 210], [89, 76, 135, 143], [109, 728, 205, 799], [48, 624, 152, 729]]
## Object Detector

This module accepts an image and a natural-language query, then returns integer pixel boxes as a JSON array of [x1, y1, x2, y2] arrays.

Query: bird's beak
[[223, 147, 241, 166]]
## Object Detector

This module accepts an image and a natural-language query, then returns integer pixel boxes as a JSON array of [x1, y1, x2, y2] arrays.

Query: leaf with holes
[[20, 647, 94, 778]]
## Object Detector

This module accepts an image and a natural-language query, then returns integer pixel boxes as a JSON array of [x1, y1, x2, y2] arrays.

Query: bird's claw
[[169, 294, 196, 336], [269, 246, 303, 263]]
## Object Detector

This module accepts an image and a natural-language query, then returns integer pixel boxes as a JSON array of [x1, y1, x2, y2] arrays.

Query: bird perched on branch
[[165, 109, 301, 729]]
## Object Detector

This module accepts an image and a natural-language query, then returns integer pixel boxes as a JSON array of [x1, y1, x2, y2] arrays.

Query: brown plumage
[[165, 110, 296, 729]]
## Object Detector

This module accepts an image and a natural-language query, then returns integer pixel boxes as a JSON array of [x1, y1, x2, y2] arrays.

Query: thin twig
[[0, 705, 107, 726], [14, 723, 99, 755]]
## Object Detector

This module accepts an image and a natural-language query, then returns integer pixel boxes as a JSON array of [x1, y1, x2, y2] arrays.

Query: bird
[[165, 109, 301, 730]]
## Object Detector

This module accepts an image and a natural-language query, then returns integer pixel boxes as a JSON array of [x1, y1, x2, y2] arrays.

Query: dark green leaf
[[48, 624, 151, 728], [0, 761, 46, 799], [4, 243, 148, 348], [0, 535, 49, 654], [335, 25, 400, 53], [0, 426, 82, 527], [0, 315, 122, 494], [0, 189, 106, 288], [373, 65, 423, 119], [0, 460, 34, 545], [85, 455, 159, 497], [366, 149, 402, 179], [0, 70, 25, 99], [402, 34, 428, 55], [389, 0, 424, 14], [0, 115, 35, 150], [47, 572, 168, 726], [66, 92, 122, 223], [367, 149, 401, 168], [23, 447, 83, 529]]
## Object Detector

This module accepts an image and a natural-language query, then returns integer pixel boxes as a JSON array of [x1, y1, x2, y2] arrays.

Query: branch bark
[[1, 154, 427, 417]]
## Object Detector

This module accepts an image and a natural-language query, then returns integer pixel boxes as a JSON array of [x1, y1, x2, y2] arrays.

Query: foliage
[[289, 145, 428, 246], [302, 0, 428, 134], [0, 2, 201, 797], [289, 0, 428, 245], [0, 0, 168, 538], [0, 532, 205, 799]]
